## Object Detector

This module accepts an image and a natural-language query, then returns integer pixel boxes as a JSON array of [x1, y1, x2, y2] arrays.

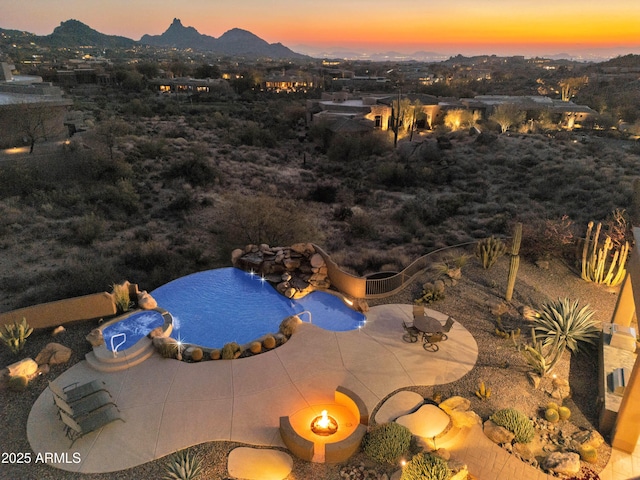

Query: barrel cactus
[[545, 408, 559, 423], [558, 406, 571, 421], [579, 445, 598, 463]]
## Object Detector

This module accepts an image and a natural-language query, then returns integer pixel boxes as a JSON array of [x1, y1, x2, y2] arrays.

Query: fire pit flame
[[310, 409, 338, 436]]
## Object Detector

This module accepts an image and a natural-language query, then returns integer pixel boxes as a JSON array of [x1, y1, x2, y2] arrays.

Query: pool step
[[85, 338, 156, 372]]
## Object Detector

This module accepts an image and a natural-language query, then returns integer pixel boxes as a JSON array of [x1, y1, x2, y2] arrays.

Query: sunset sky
[[2, 0, 640, 57]]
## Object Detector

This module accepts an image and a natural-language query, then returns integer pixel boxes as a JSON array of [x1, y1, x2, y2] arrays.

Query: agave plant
[[0, 317, 33, 354], [163, 449, 202, 480], [532, 298, 599, 355]]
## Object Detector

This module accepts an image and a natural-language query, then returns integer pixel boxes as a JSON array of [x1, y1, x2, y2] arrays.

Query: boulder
[[289, 243, 308, 254], [548, 377, 570, 400], [572, 429, 604, 449], [512, 442, 536, 462], [283, 258, 301, 270], [231, 248, 244, 265], [35, 343, 72, 366], [396, 404, 450, 439], [86, 328, 104, 347], [310, 253, 325, 268], [483, 419, 515, 445], [148, 327, 167, 339], [448, 410, 481, 428], [543, 451, 580, 476], [439, 396, 470, 413], [137, 291, 158, 310], [7, 358, 38, 378], [374, 390, 424, 424]]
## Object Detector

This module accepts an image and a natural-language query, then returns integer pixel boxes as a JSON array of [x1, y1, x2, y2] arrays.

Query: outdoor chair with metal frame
[[58, 404, 125, 447], [53, 389, 117, 419], [402, 321, 421, 343], [48, 380, 110, 404]]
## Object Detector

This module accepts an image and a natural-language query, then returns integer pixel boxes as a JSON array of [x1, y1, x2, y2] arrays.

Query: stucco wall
[[0, 292, 116, 330]]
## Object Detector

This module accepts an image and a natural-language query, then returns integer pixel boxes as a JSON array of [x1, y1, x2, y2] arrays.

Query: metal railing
[[110, 333, 126, 357], [364, 241, 477, 299]]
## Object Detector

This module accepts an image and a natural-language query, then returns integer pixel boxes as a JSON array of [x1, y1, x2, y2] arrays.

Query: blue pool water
[[103, 310, 165, 351], [149, 267, 365, 349]]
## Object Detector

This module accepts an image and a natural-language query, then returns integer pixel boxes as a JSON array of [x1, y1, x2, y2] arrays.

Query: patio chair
[[402, 321, 420, 343], [421, 316, 455, 351], [53, 389, 117, 419], [48, 380, 110, 404], [59, 404, 125, 447]]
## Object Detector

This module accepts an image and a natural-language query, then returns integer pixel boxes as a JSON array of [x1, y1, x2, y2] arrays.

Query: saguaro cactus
[[505, 223, 522, 302]]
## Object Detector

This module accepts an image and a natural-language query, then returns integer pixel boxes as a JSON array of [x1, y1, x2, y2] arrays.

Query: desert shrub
[[415, 283, 445, 305], [333, 205, 354, 221], [348, 212, 377, 239], [362, 422, 412, 464], [0, 318, 33, 355], [308, 184, 338, 203], [533, 298, 598, 354], [8, 375, 29, 391], [490, 408, 535, 443], [475, 236, 506, 269], [249, 342, 262, 354], [262, 335, 276, 350], [72, 213, 105, 246], [166, 158, 219, 187], [111, 282, 131, 314], [279, 316, 300, 337], [190, 348, 203, 362], [221, 342, 241, 360], [163, 448, 202, 480], [400, 453, 451, 480], [157, 340, 179, 359], [520, 215, 577, 260]]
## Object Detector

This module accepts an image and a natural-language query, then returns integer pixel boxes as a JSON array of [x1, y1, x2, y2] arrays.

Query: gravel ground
[[0, 255, 620, 479]]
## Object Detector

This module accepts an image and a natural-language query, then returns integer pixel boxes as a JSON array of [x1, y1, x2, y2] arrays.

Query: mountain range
[[0, 18, 308, 60]]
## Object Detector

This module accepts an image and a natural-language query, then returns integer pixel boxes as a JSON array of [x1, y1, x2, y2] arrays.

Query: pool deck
[[27, 304, 640, 479]]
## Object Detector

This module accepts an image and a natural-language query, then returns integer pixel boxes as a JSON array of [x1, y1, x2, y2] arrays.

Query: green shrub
[[157, 340, 178, 359], [400, 453, 452, 480], [8, 375, 29, 391], [0, 318, 33, 355], [163, 448, 202, 480], [490, 408, 535, 444], [221, 342, 241, 359], [73, 213, 105, 245], [533, 298, 599, 354], [362, 422, 412, 464], [262, 335, 276, 350]]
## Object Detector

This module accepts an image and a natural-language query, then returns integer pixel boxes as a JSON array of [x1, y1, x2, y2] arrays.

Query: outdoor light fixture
[[310, 410, 338, 436]]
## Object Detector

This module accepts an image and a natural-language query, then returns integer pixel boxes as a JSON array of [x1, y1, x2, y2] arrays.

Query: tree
[[194, 64, 221, 79], [444, 109, 476, 131], [95, 118, 131, 160], [5, 102, 64, 153], [390, 94, 412, 147], [489, 104, 526, 134], [559, 76, 588, 102]]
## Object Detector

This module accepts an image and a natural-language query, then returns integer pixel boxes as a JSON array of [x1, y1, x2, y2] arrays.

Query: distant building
[[0, 63, 73, 149], [147, 77, 231, 96], [306, 92, 393, 131]]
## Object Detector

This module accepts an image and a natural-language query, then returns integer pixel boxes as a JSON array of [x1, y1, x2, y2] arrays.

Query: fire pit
[[310, 410, 338, 436]]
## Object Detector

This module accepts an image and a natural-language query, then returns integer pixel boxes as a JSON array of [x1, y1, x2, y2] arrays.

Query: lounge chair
[[59, 404, 125, 447], [48, 380, 110, 404], [53, 390, 116, 419]]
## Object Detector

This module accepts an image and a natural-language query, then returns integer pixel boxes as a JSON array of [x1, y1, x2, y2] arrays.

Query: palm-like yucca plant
[[163, 449, 202, 480], [532, 298, 599, 354]]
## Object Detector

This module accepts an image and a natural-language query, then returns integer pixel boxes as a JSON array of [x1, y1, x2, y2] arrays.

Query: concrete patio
[[26, 303, 640, 479]]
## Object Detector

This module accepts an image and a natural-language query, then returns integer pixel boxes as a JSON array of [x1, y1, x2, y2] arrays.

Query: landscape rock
[[147, 327, 167, 339], [309, 253, 325, 268], [542, 451, 580, 475], [34, 343, 72, 366], [86, 328, 104, 347], [572, 429, 604, 449], [396, 404, 450, 439], [231, 248, 244, 265], [448, 410, 481, 428], [137, 291, 158, 310], [512, 442, 536, 462], [7, 358, 38, 378], [51, 326, 66, 336], [439, 395, 470, 413], [548, 377, 570, 400], [483, 419, 515, 445]]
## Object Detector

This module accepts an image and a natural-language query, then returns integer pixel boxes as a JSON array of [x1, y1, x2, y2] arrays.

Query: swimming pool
[[102, 310, 165, 351], [148, 267, 365, 349]]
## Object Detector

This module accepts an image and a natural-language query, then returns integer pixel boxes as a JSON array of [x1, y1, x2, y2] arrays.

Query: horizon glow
[[1, 0, 639, 57]]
